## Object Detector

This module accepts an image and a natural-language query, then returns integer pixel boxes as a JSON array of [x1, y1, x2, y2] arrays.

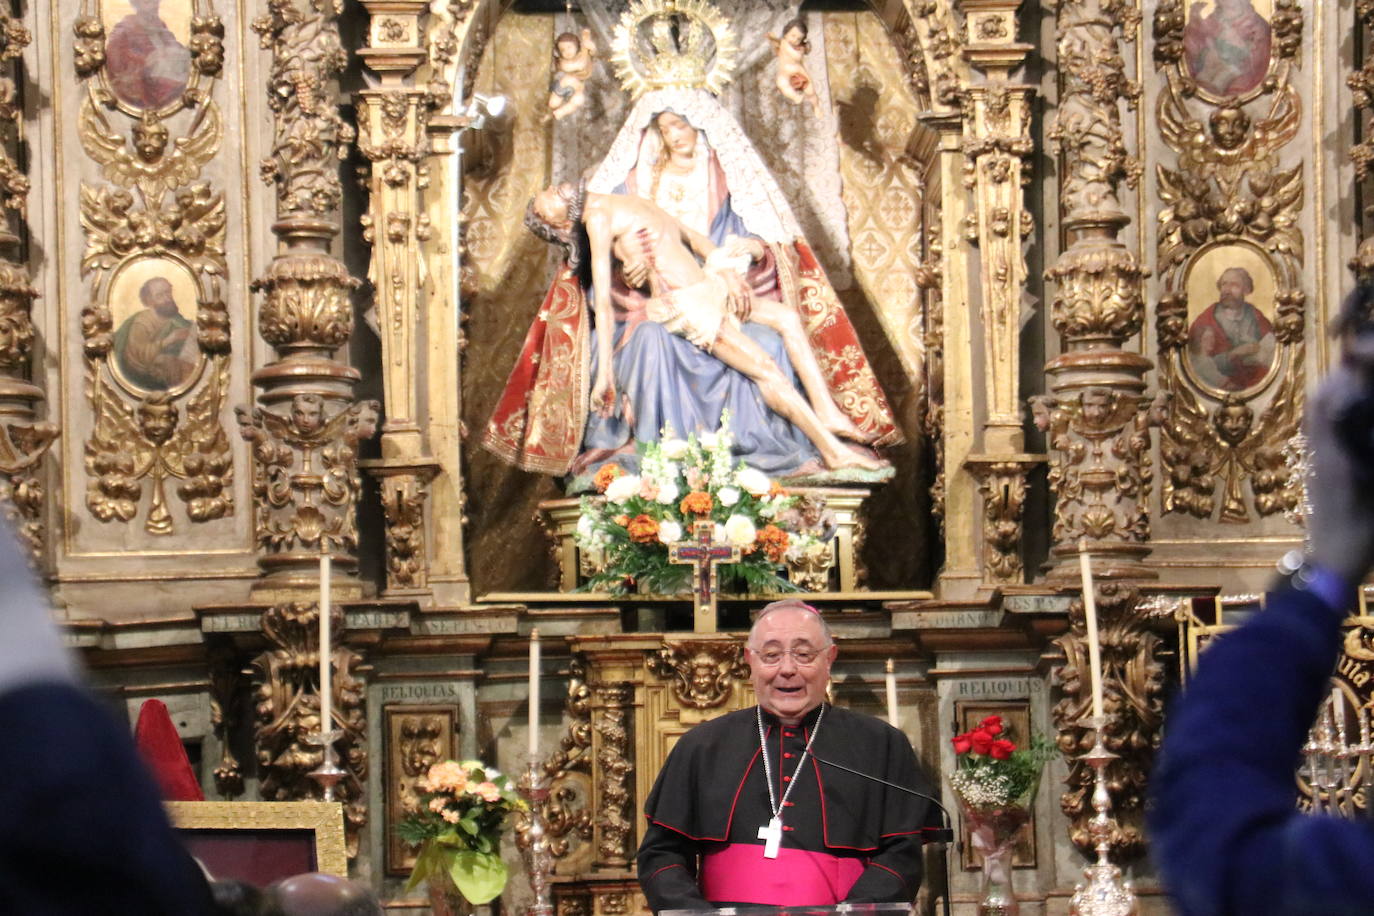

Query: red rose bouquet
[[949, 715, 1055, 808]]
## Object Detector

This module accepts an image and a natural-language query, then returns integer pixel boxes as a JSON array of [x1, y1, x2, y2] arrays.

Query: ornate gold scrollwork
[[1152, 0, 1306, 526], [74, 0, 234, 537], [236, 395, 379, 555], [251, 600, 369, 856], [0, 9, 50, 564], [1053, 584, 1169, 860], [647, 641, 748, 710], [593, 683, 634, 869]]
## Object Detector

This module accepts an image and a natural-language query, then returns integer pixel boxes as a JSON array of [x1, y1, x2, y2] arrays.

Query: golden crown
[[609, 0, 738, 98]]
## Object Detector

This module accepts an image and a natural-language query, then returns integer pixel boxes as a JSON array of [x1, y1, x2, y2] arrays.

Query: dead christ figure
[[526, 181, 883, 472]]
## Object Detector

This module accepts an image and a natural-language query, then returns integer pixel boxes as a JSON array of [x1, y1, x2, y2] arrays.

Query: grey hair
[[747, 599, 833, 648]]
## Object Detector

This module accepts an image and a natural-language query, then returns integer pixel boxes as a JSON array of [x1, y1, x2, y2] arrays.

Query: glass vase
[[951, 776, 1039, 916]]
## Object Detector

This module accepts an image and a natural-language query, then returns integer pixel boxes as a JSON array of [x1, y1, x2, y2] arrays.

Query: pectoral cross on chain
[[667, 520, 741, 634], [757, 816, 783, 859]]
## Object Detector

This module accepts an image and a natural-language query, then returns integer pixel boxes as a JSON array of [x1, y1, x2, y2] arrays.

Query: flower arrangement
[[398, 759, 528, 904], [948, 715, 1056, 809], [575, 414, 827, 595]]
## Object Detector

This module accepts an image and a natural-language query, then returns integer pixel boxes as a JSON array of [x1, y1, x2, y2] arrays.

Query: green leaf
[[405, 842, 456, 893], [448, 850, 509, 904], [458, 817, 479, 836]]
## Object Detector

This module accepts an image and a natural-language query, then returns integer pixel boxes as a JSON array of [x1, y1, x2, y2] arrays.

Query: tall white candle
[[885, 658, 899, 728], [1078, 539, 1105, 722], [319, 551, 332, 734], [529, 628, 541, 757]]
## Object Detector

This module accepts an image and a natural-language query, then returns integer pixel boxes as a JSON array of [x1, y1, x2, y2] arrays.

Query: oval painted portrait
[[1183, 244, 1279, 397], [100, 0, 193, 111], [108, 257, 202, 395], [1183, 0, 1274, 98]]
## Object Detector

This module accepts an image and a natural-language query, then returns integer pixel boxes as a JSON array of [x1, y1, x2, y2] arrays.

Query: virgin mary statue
[[482, 87, 901, 482]]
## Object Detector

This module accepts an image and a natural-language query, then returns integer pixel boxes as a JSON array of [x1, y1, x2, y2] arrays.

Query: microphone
[[808, 752, 955, 916]]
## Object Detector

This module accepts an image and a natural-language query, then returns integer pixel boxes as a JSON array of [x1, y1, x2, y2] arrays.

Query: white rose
[[661, 439, 689, 460], [657, 520, 684, 545], [714, 522, 728, 544], [576, 515, 595, 540], [699, 432, 719, 449], [736, 467, 771, 497], [724, 514, 756, 548], [604, 474, 641, 505], [656, 480, 680, 504], [718, 486, 741, 507]]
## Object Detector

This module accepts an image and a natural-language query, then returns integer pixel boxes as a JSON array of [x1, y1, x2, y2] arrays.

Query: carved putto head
[[133, 113, 169, 163], [1213, 395, 1254, 446], [1208, 105, 1250, 151]]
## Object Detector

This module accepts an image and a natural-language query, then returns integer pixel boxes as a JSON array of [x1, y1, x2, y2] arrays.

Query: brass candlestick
[[305, 729, 346, 802]]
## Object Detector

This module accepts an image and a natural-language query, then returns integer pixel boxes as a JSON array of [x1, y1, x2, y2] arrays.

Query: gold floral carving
[[1350, 0, 1374, 276], [74, 0, 233, 538], [1152, 0, 1305, 525], [207, 641, 245, 798], [378, 471, 431, 591], [236, 395, 380, 555], [647, 641, 748, 710], [0, 9, 54, 565], [249, 0, 373, 590], [251, 600, 368, 856], [1053, 584, 1168, 860], [517, 655, 594, 870], [966, 458, 1037, 584], [593, 683, 634, 869]]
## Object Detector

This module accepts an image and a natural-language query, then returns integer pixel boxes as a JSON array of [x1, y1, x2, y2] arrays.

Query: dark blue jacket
[[1150, 586, 1374, 915]]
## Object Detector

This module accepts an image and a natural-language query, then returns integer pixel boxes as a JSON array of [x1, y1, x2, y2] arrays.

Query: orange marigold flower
[[613, 514, 630, 528], [768, 481, 788, 499], [680, 491, 713, 516], [593, 464, 623, 493], [756, 524, 790, 564], [626, 514, 660, 544]]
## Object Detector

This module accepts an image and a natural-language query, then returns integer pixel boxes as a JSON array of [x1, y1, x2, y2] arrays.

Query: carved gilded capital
[[1046, 237, 1148, 346], [646, 641, 748, 710], [966, 455, 1043, 584], [252, 254, 357, 352]]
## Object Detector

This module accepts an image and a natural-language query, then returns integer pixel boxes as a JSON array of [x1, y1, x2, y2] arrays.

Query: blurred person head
[[268, 873, 382, 916]]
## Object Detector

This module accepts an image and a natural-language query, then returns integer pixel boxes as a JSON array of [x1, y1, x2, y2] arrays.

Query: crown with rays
[[609, 0, 739, 98]]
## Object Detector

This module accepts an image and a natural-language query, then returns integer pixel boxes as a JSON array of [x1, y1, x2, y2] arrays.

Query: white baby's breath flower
[[604, 474, 640, 505], [657, 520, 684, 545], [718, 486, 741, 507], [576, 515, 595, 541], [724, 514, 756, 547], [736, 467, 771, 497]]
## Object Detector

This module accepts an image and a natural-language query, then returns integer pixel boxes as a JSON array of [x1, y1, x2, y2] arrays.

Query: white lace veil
[[586, 88, 804, 245]]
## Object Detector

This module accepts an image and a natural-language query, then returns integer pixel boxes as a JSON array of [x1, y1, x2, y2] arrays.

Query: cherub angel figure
[[548, 28, 598, 121], [767, 18, 822, 117]]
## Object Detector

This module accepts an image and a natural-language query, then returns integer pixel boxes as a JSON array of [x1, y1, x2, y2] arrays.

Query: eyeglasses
[[751, 647, 826, 667]]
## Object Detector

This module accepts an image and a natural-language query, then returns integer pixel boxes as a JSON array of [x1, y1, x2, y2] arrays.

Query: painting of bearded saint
[[1187, 265, 1275, 393], [113, 274, 198, 392], [1183, 0, 1272, 97], [105, 0, 192, 110]]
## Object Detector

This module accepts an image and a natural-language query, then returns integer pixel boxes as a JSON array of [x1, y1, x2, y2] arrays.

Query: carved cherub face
[[133, 117, 169, 163], [138, 397, 178, 444], [291, 394, 325, 435], [1081, 390, 1113, 427], [1209, 107, 1250, 151], [1214, 399, 1253, 446], [688, 658, 717, 699]]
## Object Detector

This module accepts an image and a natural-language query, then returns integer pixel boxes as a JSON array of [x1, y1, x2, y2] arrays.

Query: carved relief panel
[[72, 0, 233, 538], [1152, 0, 1306, 531]]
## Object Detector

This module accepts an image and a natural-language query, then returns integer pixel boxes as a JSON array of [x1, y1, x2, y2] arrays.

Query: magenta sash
[[700, 843, 866, 905]]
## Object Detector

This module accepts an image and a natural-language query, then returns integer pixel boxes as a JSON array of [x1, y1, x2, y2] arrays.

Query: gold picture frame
[[167, 801, 348, 879]]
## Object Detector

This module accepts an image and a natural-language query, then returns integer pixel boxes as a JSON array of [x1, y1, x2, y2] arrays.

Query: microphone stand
[[810, 752, 955, 916]]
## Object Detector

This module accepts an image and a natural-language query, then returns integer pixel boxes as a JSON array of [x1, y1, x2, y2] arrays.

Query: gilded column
[[958, 0, 1043, 586], [244, 0, 378, 595], [0, 7, 54, 564], [1042, 0, 1162, 863], [355, 0, 442, 597]]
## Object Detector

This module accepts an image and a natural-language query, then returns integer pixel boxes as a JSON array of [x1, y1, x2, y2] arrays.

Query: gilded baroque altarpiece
[[6, 0, 1369, 910]]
